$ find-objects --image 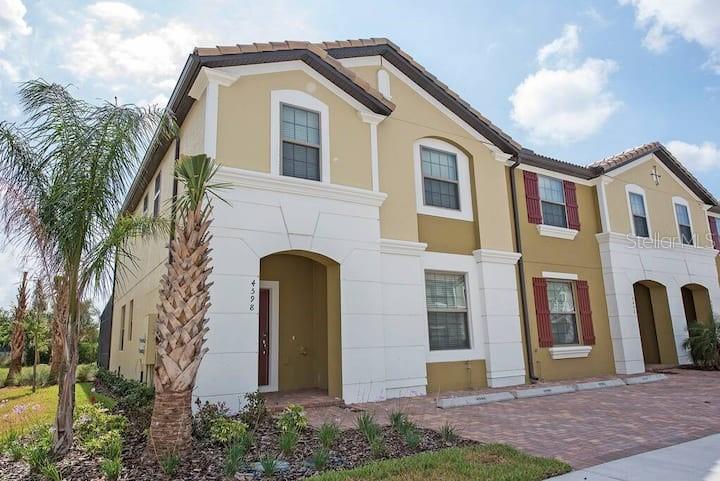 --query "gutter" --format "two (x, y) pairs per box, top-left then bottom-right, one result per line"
(509, 157), (538, 382)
